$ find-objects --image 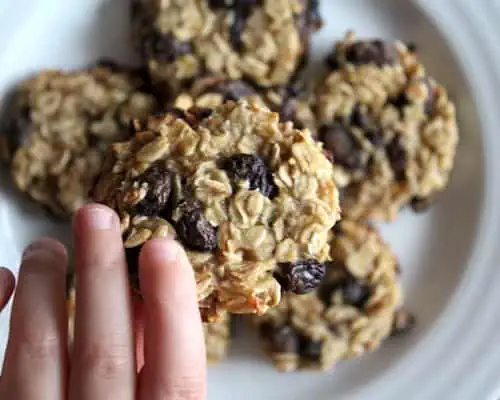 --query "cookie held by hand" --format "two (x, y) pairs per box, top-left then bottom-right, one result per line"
(94, 101), (340, 321)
